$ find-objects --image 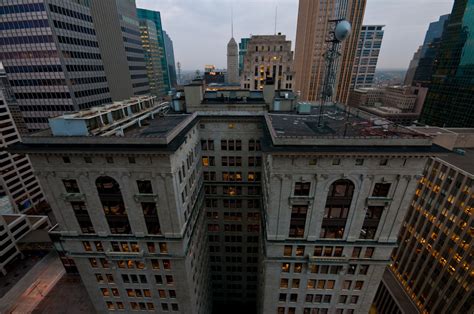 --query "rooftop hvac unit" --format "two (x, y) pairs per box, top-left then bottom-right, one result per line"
(297, 102), (311, 115)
